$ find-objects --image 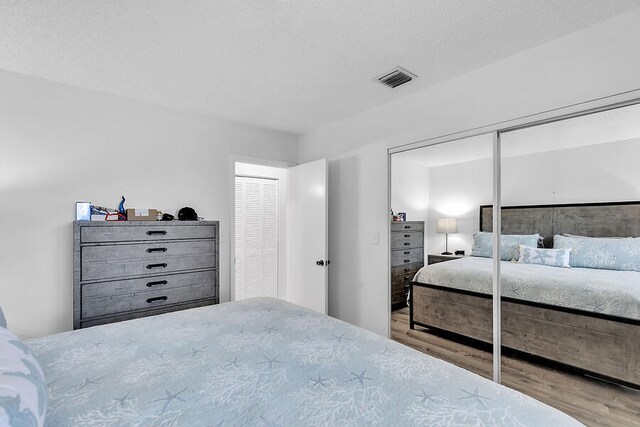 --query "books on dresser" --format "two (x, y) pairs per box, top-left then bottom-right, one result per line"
(73, 221), (219, 329)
